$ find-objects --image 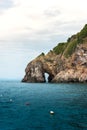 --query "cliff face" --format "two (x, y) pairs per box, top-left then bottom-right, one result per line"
(22, 24), (87, 83)
(52, 44), (87, 82)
